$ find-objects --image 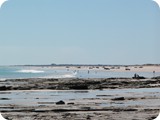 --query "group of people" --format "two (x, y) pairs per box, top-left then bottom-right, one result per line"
(133, 71), (156, 79)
